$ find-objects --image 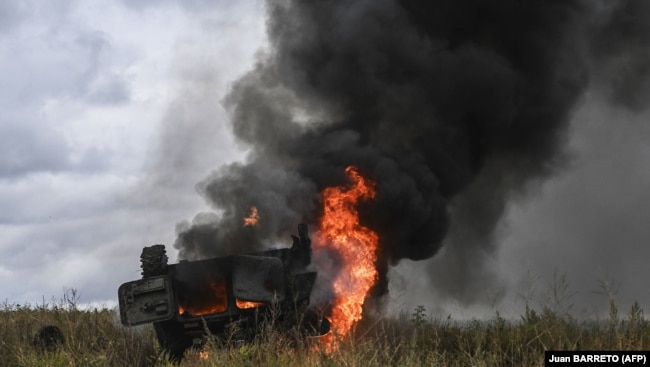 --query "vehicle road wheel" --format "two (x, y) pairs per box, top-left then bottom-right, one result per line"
(33, 325), (64, 353)
(141, 244), (168, 277)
